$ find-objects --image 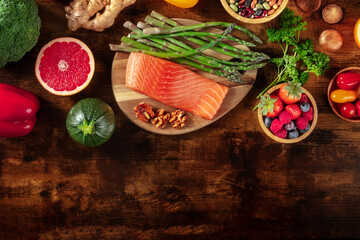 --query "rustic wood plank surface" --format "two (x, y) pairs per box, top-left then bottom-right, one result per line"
(1, 0), (360, 239)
